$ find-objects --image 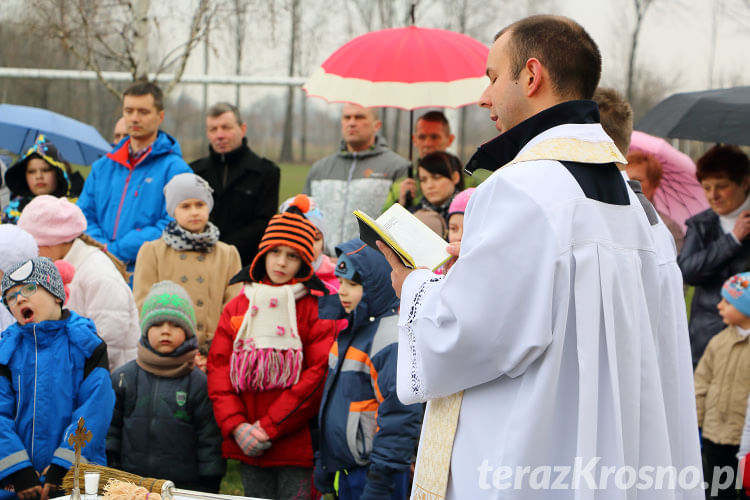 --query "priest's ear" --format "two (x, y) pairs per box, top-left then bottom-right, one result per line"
(523, 58), (545, 98)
